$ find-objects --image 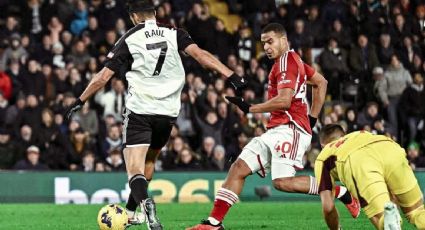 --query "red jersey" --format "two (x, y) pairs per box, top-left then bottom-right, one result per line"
(266, 50), (316, 134)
